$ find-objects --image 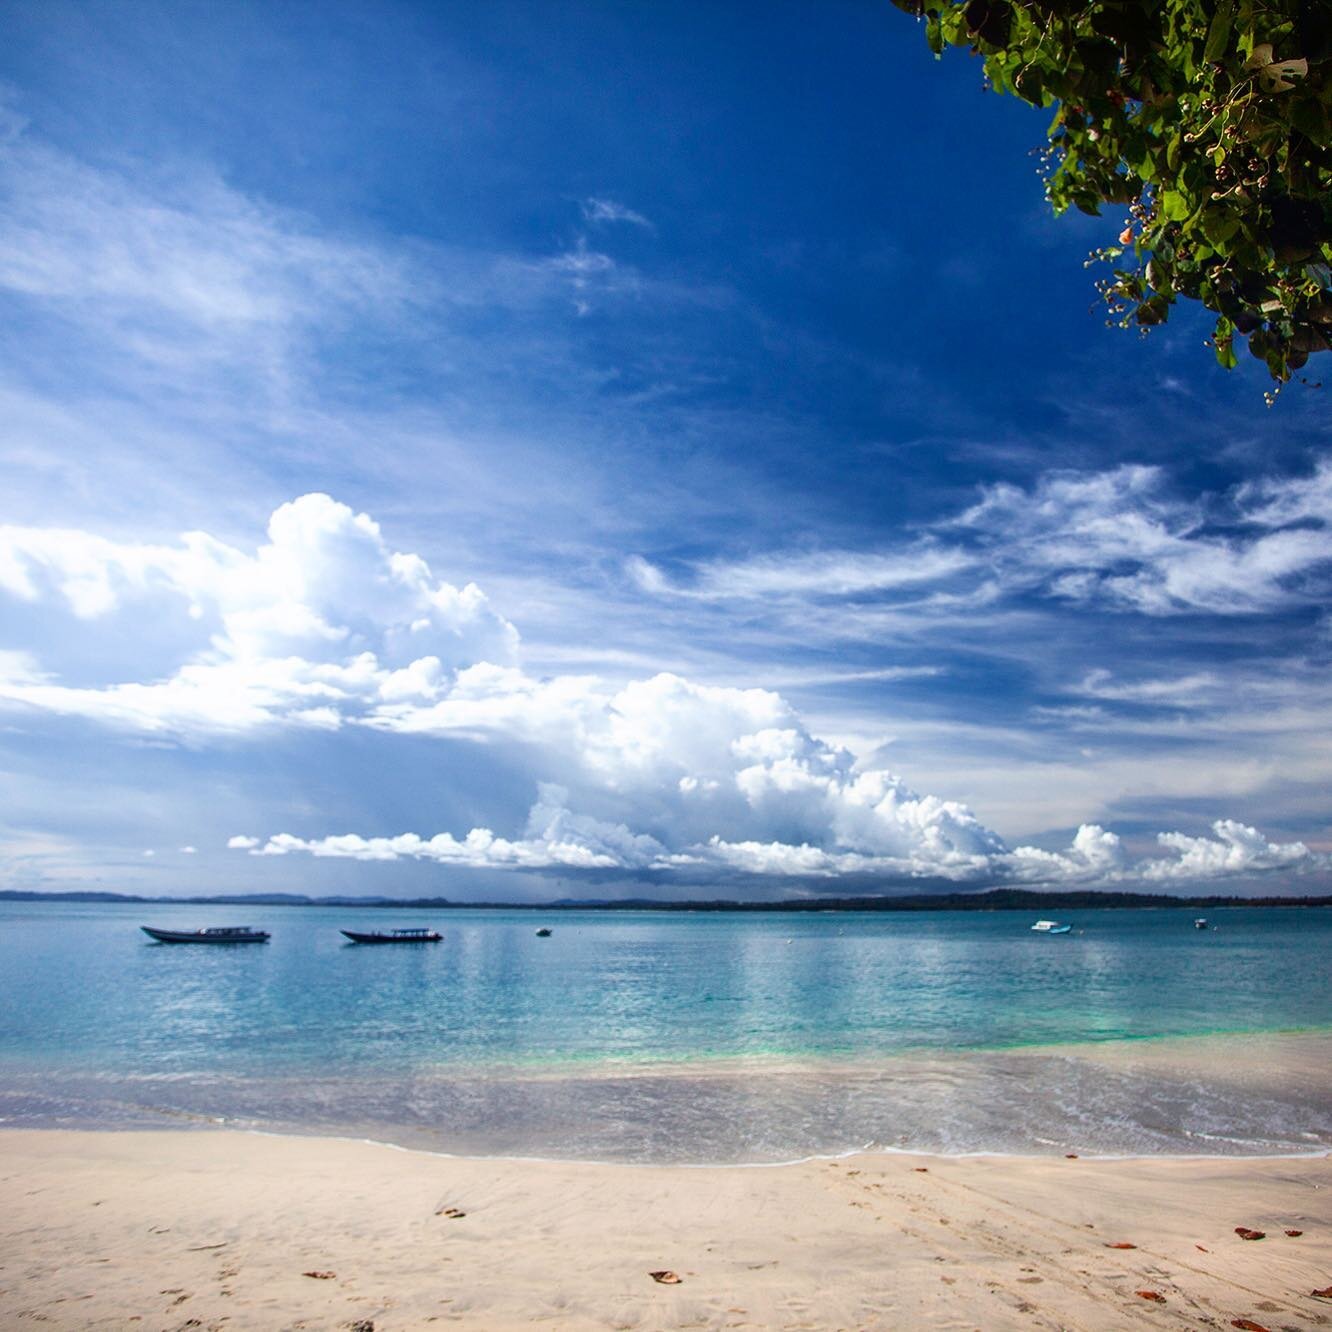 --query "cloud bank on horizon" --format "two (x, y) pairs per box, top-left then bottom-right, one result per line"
(1, 494), (1325, 892)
